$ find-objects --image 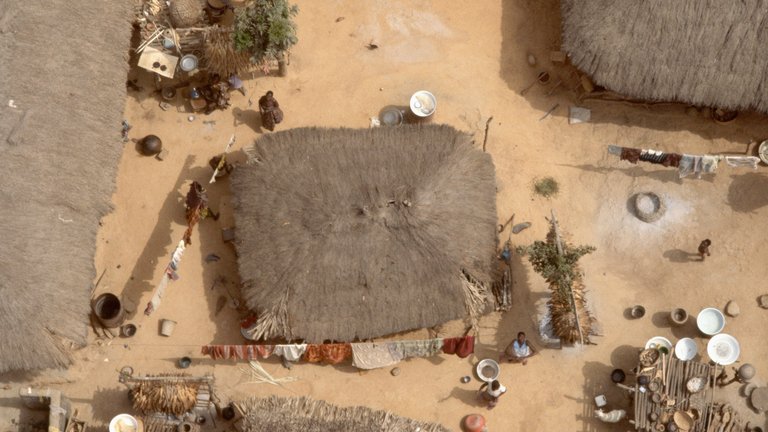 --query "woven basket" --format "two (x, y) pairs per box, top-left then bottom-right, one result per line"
(169, 0), (205, 27)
